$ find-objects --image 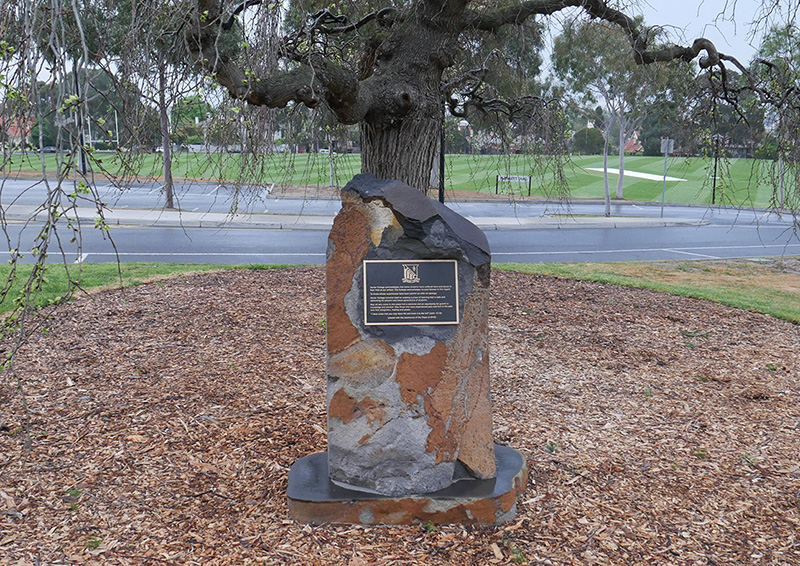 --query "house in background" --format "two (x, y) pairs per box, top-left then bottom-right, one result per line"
(624, 130), (643, 154)
(1, 116), (33, 148)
